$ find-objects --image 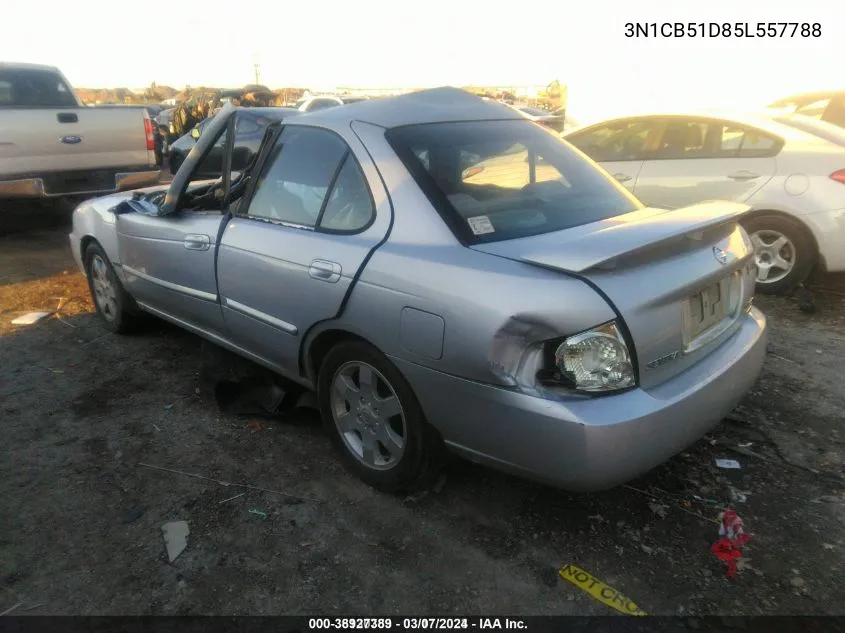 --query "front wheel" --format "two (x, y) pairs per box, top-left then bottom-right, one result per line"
(742, 214), (816, 295)
(84, 243), (138, 333)
(317, 341), (443, 493)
